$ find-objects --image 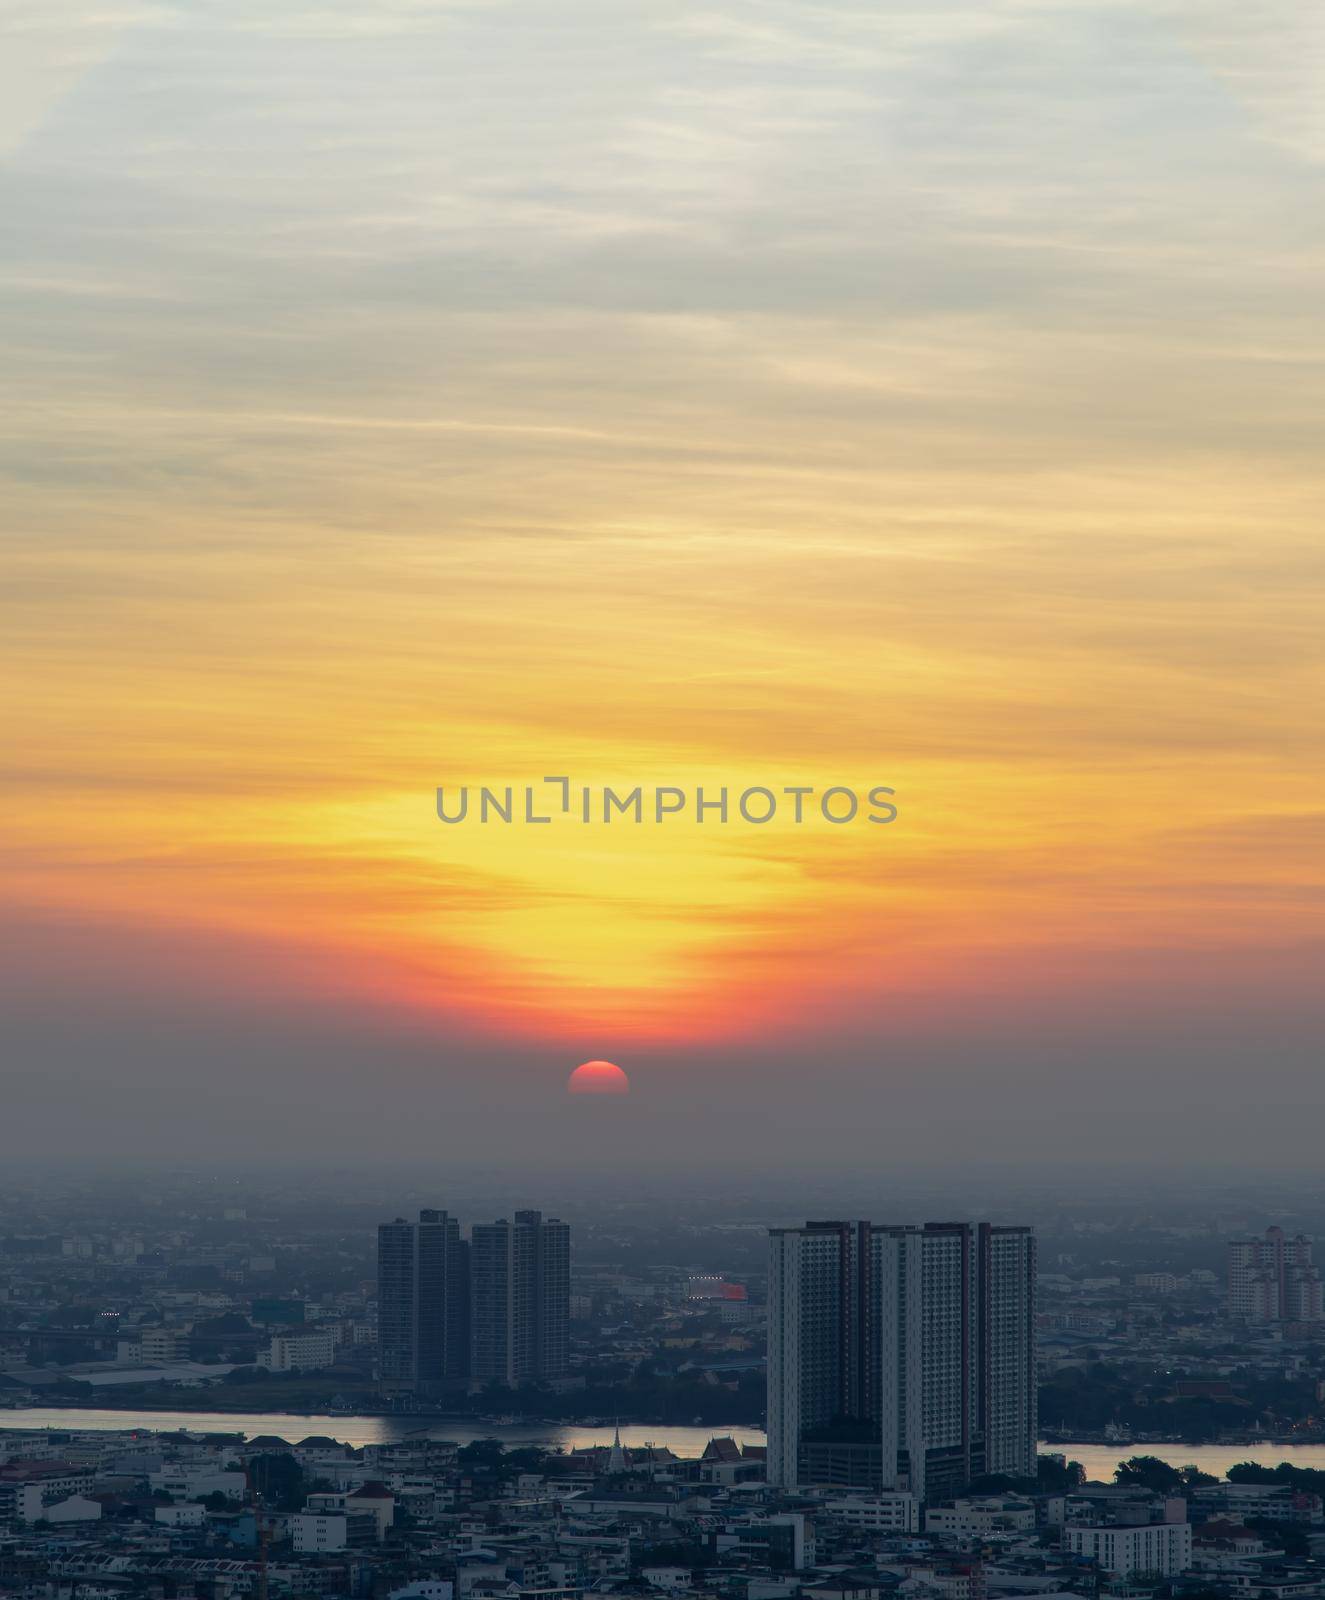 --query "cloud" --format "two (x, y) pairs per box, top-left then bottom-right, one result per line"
(3, 0), (1323, 1165)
